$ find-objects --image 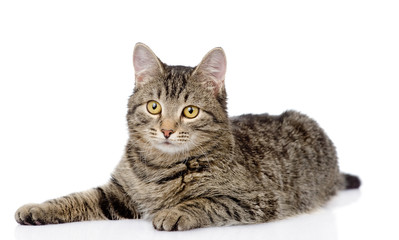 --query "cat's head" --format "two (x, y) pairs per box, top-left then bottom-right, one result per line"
(127, 43), (229, 155)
